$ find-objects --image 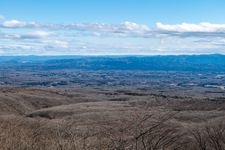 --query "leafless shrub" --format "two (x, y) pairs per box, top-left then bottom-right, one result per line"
(6, 112), (225, 150)
(190, 127), (208, 150)
(190, 120), (225, 150)
(205, 121), (225, 150)
(132, 112), (186, 150)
